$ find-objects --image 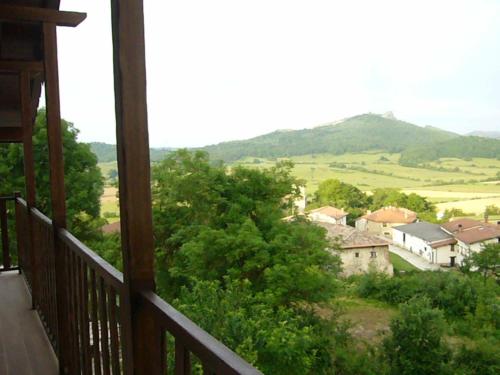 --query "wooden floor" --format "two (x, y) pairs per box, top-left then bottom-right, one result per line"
(0, 271), (58, 375)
